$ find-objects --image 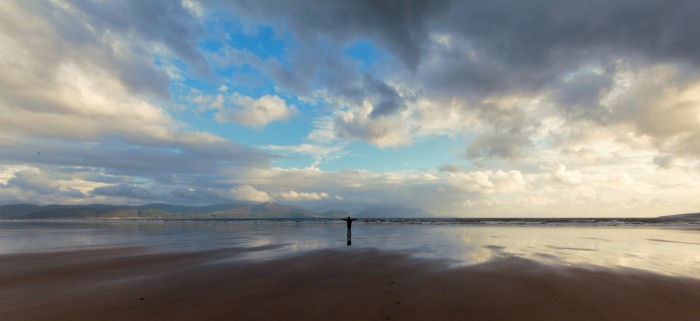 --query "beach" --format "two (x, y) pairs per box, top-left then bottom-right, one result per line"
(1, 220), (700, 320)
(2, 246), (700, 321)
